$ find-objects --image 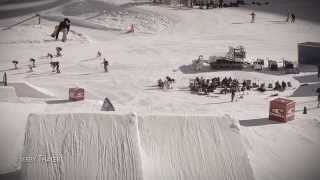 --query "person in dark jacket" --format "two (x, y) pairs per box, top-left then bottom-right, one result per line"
(291, 13), (295, 23)
(317, 65), (320, 79)
(250, 11), (256, 23)
(103, 58), (109, 72)
(53, 18), (71, 42)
